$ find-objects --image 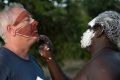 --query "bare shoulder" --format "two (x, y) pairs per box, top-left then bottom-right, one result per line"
(88, 49), (120, 80)
(73, 49), (120, 80)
